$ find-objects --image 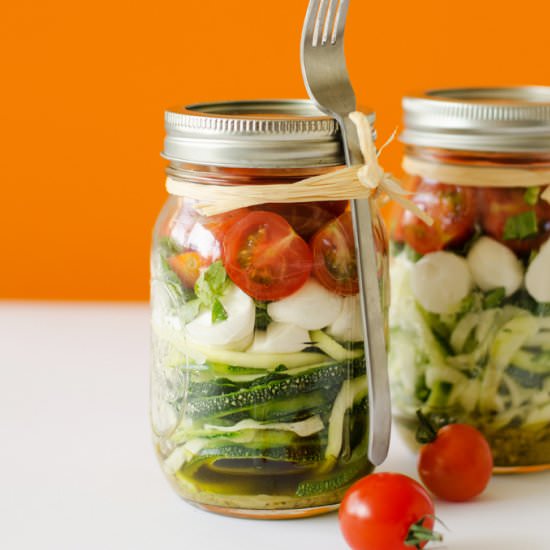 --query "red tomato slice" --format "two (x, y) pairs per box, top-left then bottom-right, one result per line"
(311, 211), (358, 296)
(401, 182), (477, 255)
(223, 211), (313, 300)
(168, 251), (205, 288)
(256, 201), (348, 239)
